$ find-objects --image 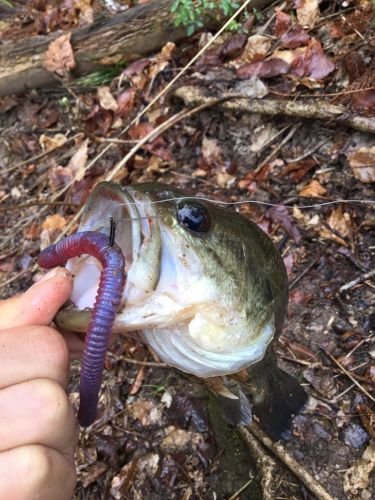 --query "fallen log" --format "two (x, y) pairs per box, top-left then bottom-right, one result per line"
(0, 0), (273, 97)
